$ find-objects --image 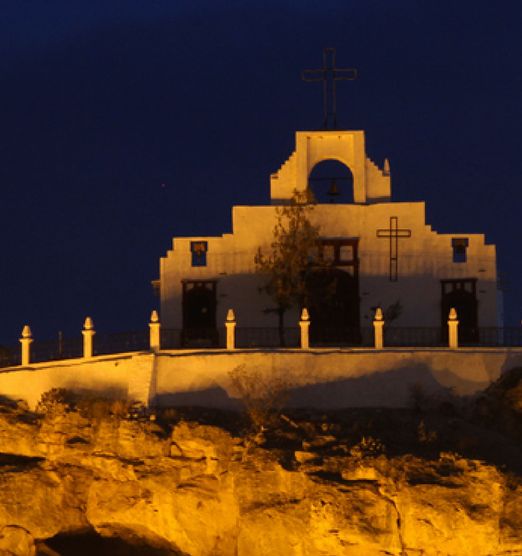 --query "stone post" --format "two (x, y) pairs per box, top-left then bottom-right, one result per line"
(448, 307), (459, 349)
(225, 309), (236, 350)
(82, 317), (95, 358)
(19, 325), (33, 366)
(373, 307), (384, 349)
(149, 310), (161, 352)
(299, 308), (310, 349)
